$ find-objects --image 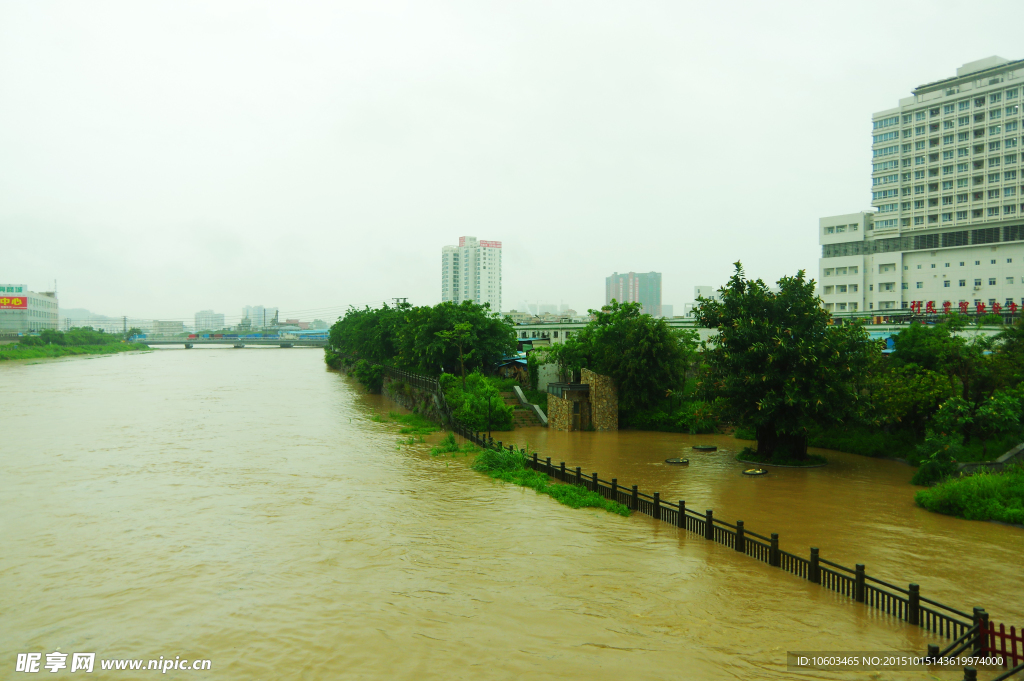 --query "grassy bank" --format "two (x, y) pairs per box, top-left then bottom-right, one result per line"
(0, 343), (150, 361)
(467, 437), (630, 516)
(915, 466), (1024, 525)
